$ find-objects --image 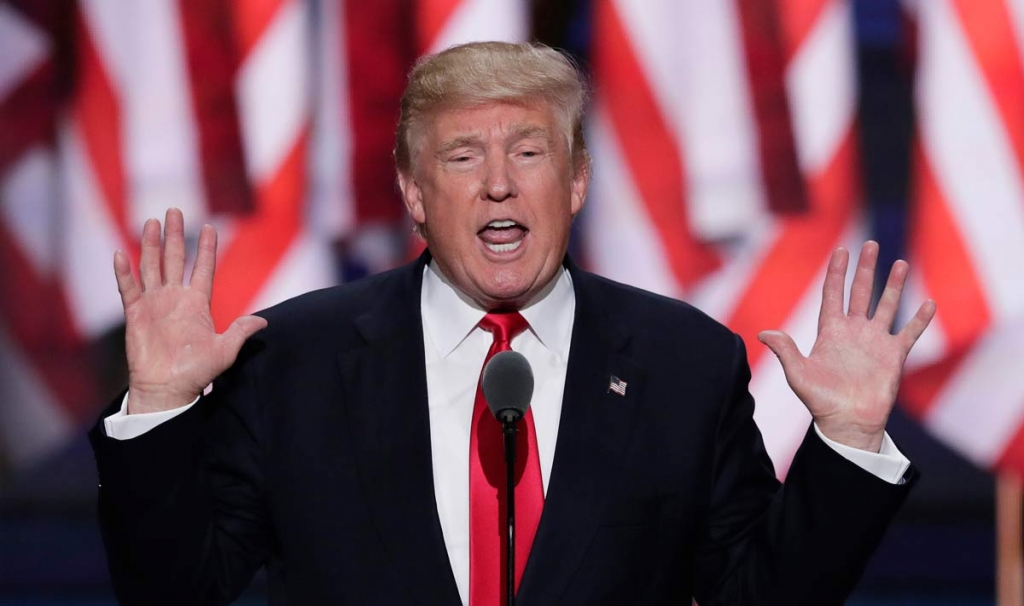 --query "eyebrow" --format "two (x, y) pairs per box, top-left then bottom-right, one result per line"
(508, 124), (553, 143)
(436, 135), (482, 157)
(434, 124), (555, 157)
